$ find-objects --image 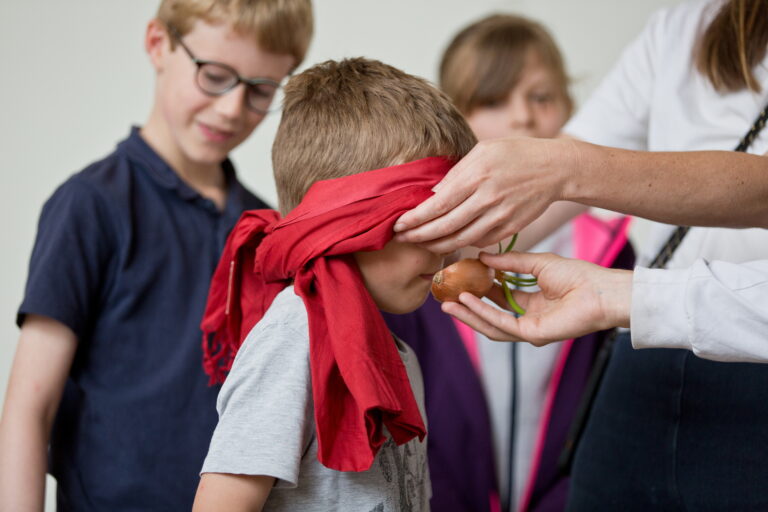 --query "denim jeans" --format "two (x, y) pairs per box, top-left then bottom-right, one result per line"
(567, 332), (768, 511)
